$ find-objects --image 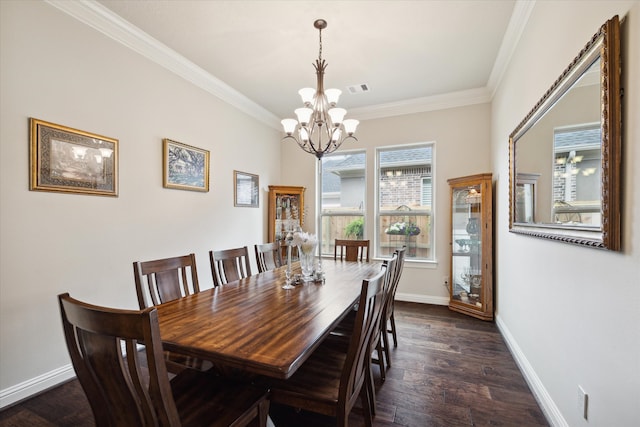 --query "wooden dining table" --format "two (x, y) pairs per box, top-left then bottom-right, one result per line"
(156, 260), (381, 379)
